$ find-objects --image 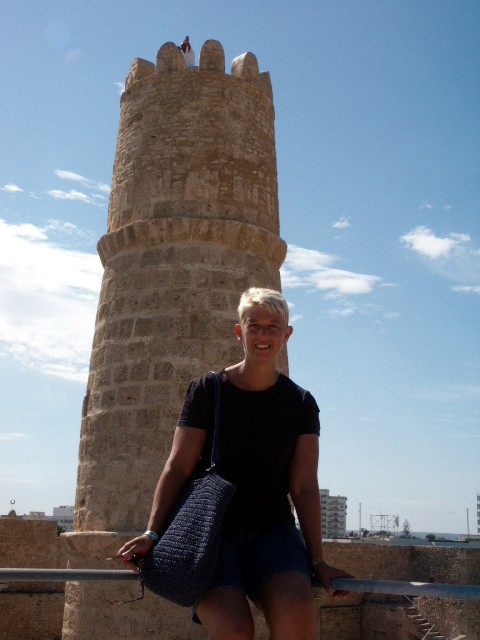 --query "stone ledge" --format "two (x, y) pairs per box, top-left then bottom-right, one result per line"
(97, 217), (287, 268)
